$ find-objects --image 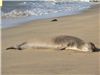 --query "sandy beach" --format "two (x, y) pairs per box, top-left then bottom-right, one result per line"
(2, 4), (100, 75)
